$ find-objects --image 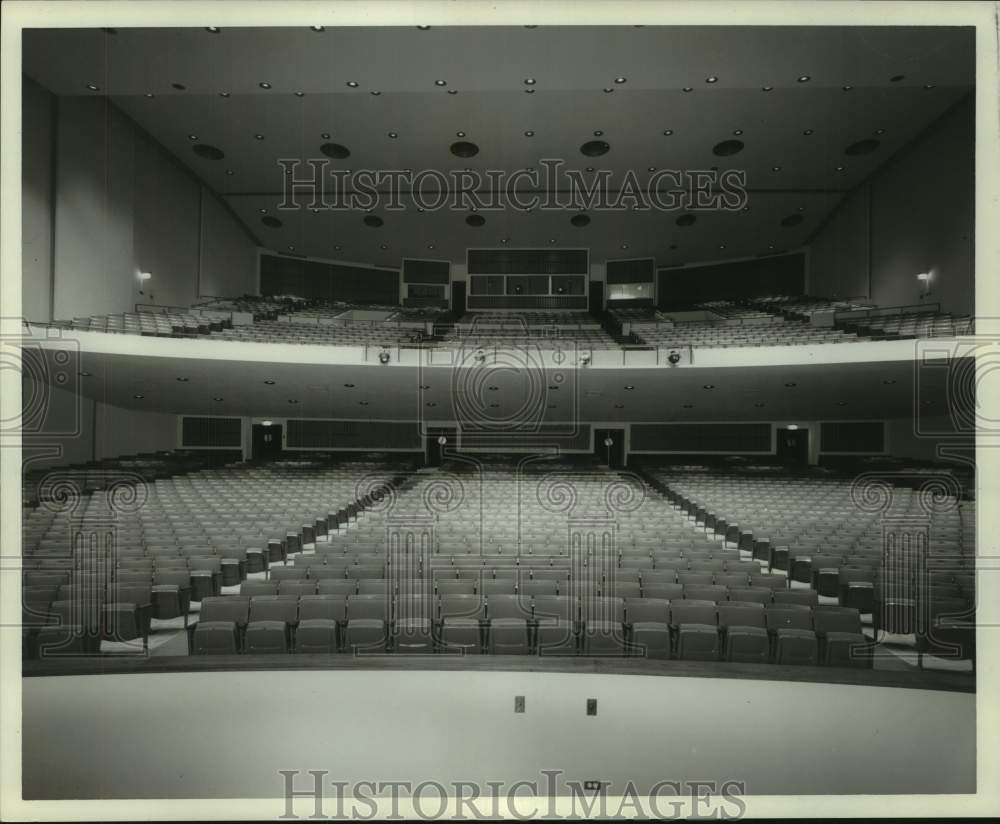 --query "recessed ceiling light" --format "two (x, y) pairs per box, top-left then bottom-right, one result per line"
(803, 129), (814, 135)
(835, 165), (846, 171)
(387, 131), (398, 138)
(706, 76), (718, 83)
(379, 243), (388, 250)
(797, 75), (810, 83)
(883, 379), (897, 385)
(85, 83), (100, 92)
(614, 403), (625, 409)
(447, 89), (458, 95)
(875, 128), (886, 135)
(524, 78), (536, 85)
(359, 401), (370, 406)
(648, 166), (657, 172)
(718, 245), (726, 250)
(619, 242), (629, 250)
(524, 88), (536, 94)
(420, 385), (431, 390)
(425, 402), (436, 407)
(603, 88), (615, 93)
(663, 129), (674, 136)
(681, 87), (693, 92)
(218, 91), (230, 98)
(264, 380), (276, 385)
(784, 382), (797, 387)
(615, 76), (627, 84)
(754, 402), (765, 408)
(171, 83), (186, 91)
(417, 25), (431, 30)
(761, 85), (773, 92)
(836, 401), (848, 406)
(585, 166), (595, 172)
(370, 90), (382, 96)
(287, 245), (295, 251)
(79, 371), (92, 377)
(733, 129), (743, 136)
(924, 84), (935, 90)
(346, 81), (359, 88)
(890, 74), (905, 82)
(144, 93), (155, 98)
(294, 91), (305, 97)
(500, 238), (509, 244)
(213, 396), (224, 402)
(175, 376), (189, 382)
(225, 169), (234, 175)
(288, 399), (299, 404)
(682, 404), (693, 409)
(133, 394), (144, 399)
(524, 130), (535, 137)
(624, 385), (635, 390)
(205, 26), (220, 33)
(311, 25), (325, 32)
(771, 165), (782, 172)
(187, 134), (199, 141)
(593, 130), (604, 137)
(254, 133), (265, 140)
(258, 81), (272, 89)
